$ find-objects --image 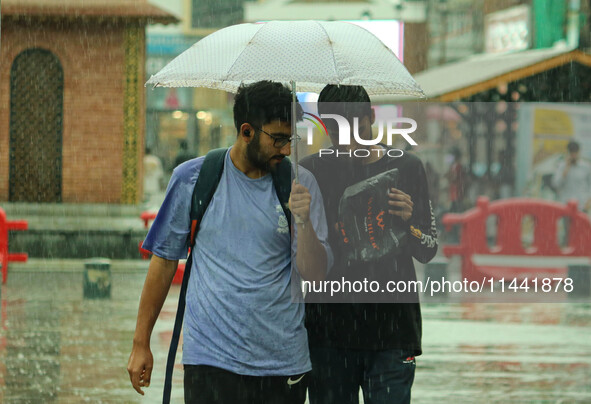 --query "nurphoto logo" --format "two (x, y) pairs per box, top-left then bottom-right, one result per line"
(302, 108), (418, 158)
